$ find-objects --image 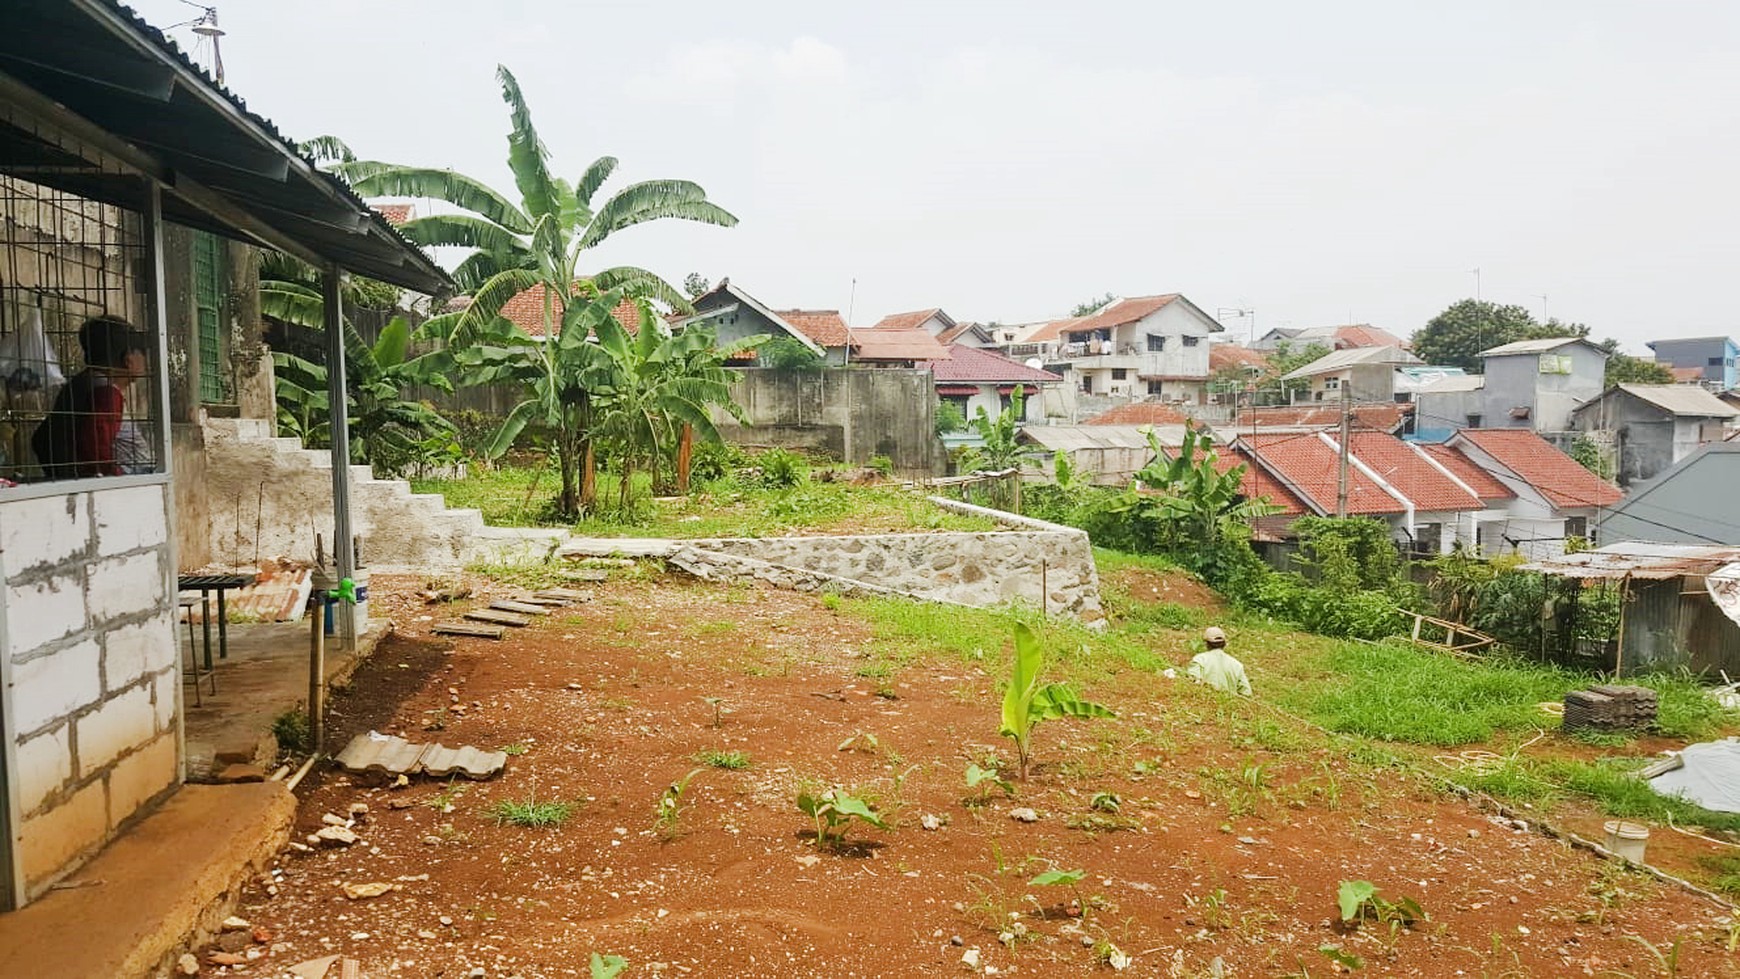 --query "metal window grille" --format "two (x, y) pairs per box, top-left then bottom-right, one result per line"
(0, 127), (161, 484)
(192, 230), (227, 403)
